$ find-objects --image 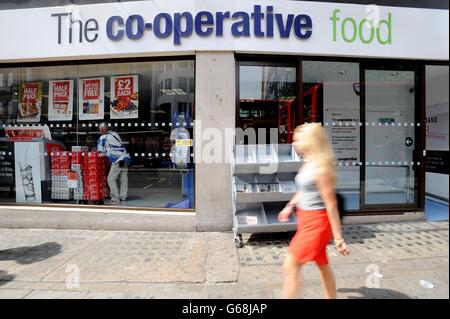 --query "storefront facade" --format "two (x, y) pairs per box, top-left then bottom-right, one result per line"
(0, 0), (448, 231)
